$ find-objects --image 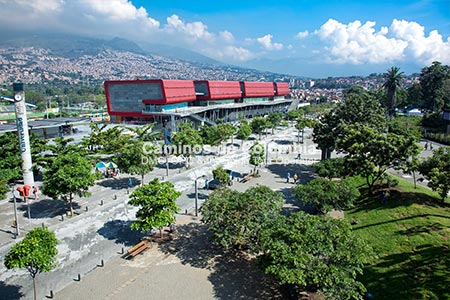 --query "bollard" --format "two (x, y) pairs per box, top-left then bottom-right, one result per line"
(77, 273), (81, 281)
(61, 215), (64, 221)
(85, 206), (88, 212)
(127, 189), (130, 194)
(185, 209), (187, 215)
(100, 200), (103, 206)
(114, 195), (117, 200)
(120, 247), (124, 254)
(42, 223), (45, 228)
(49, 290), (54, 298)
(99, 259), (104, 267)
